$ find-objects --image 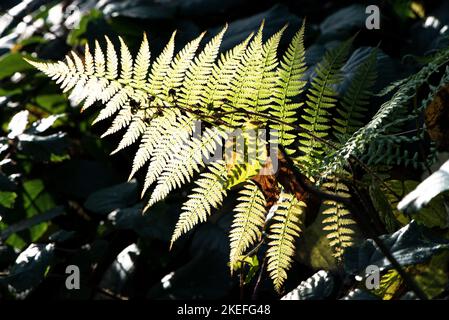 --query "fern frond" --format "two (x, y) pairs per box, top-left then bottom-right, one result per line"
(111, 110), (147, 154)
(224, 22), (264, 126)
(128, 109), (178, 179)
(252, 25), (286, 116)
(141, 114), (195, 196)
(229, 181), (267, 272)
(118, 36), (133, 84)
(299, 38), (352, 169)
(105, 36), (118, 79)
(133, 33), (151, 88)
(147, 31), (176, 98)
(92, 86), (133, 125)
(163, 32), (206, 99)
(267, 191), (306, 293)
(170, 161), (227, 246)
(321, 176), (356, 262)
(146, 127), (227, 208)
(323, 50), (449, 176)
(101, 105), (133, 137)
(204, 33), (253, 107)
(271, 22), (307, 154)
(179, 26), (227, 107)
(333, 49), (377, 142)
